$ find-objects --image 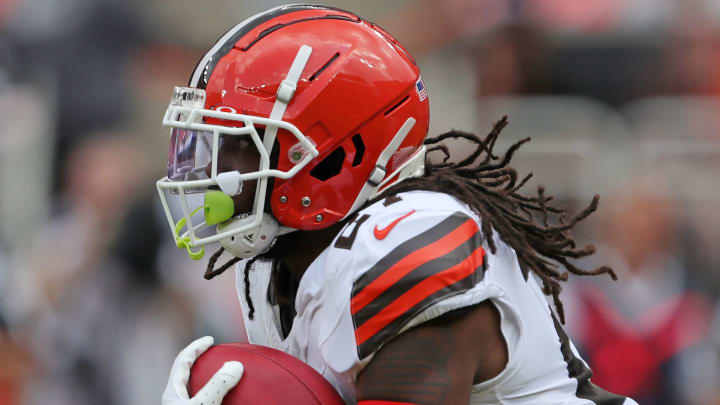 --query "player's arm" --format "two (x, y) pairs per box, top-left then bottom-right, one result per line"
(356, 301), (507, 405)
